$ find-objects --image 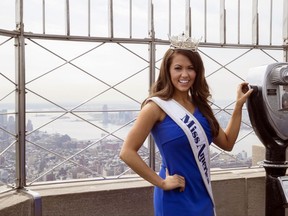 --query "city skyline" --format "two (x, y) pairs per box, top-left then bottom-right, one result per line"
(0, 104), (252, 185)
(0, 0), (285, 189)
